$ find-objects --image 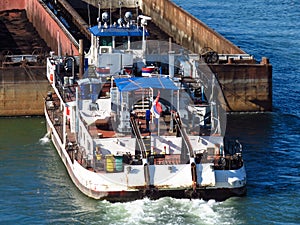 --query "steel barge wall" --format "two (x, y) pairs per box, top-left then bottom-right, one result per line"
(0, 67), (50, 116)
(0, 0), (79, 56)
(211, 57), (272, 111)
(0, 0), (79, 116)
